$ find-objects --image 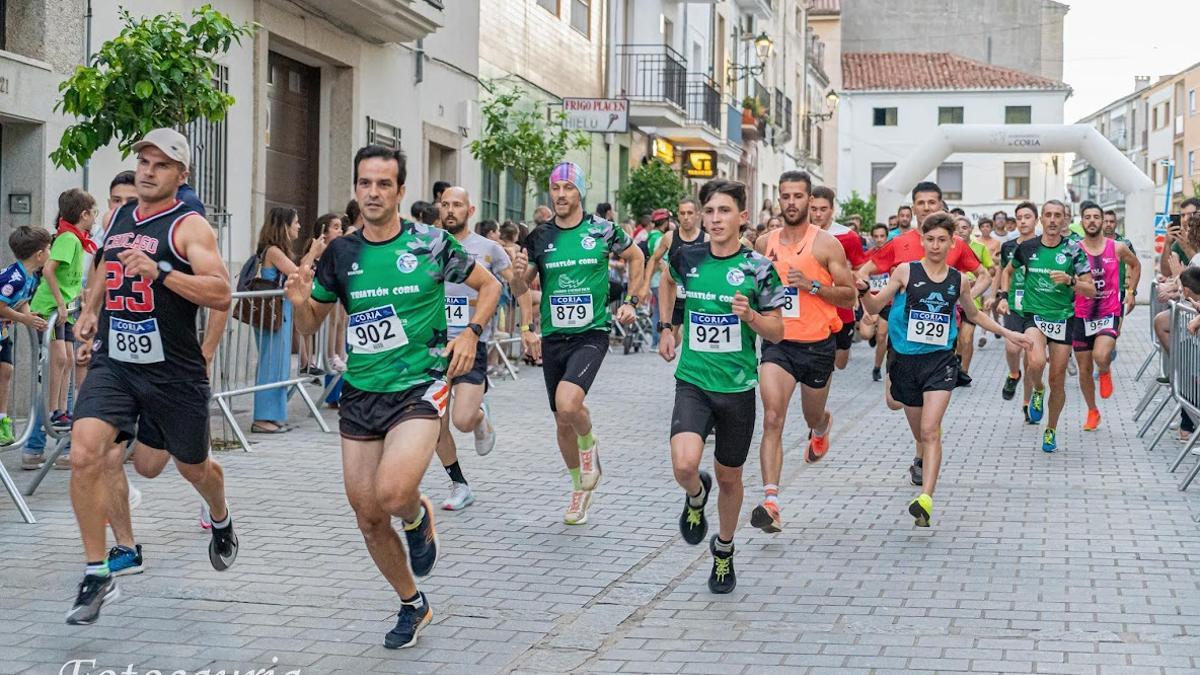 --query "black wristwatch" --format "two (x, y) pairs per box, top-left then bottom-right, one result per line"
(1068, 276), (1077, 288)
(656, 321), (673, 332)
(467, 322), (483, 337)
